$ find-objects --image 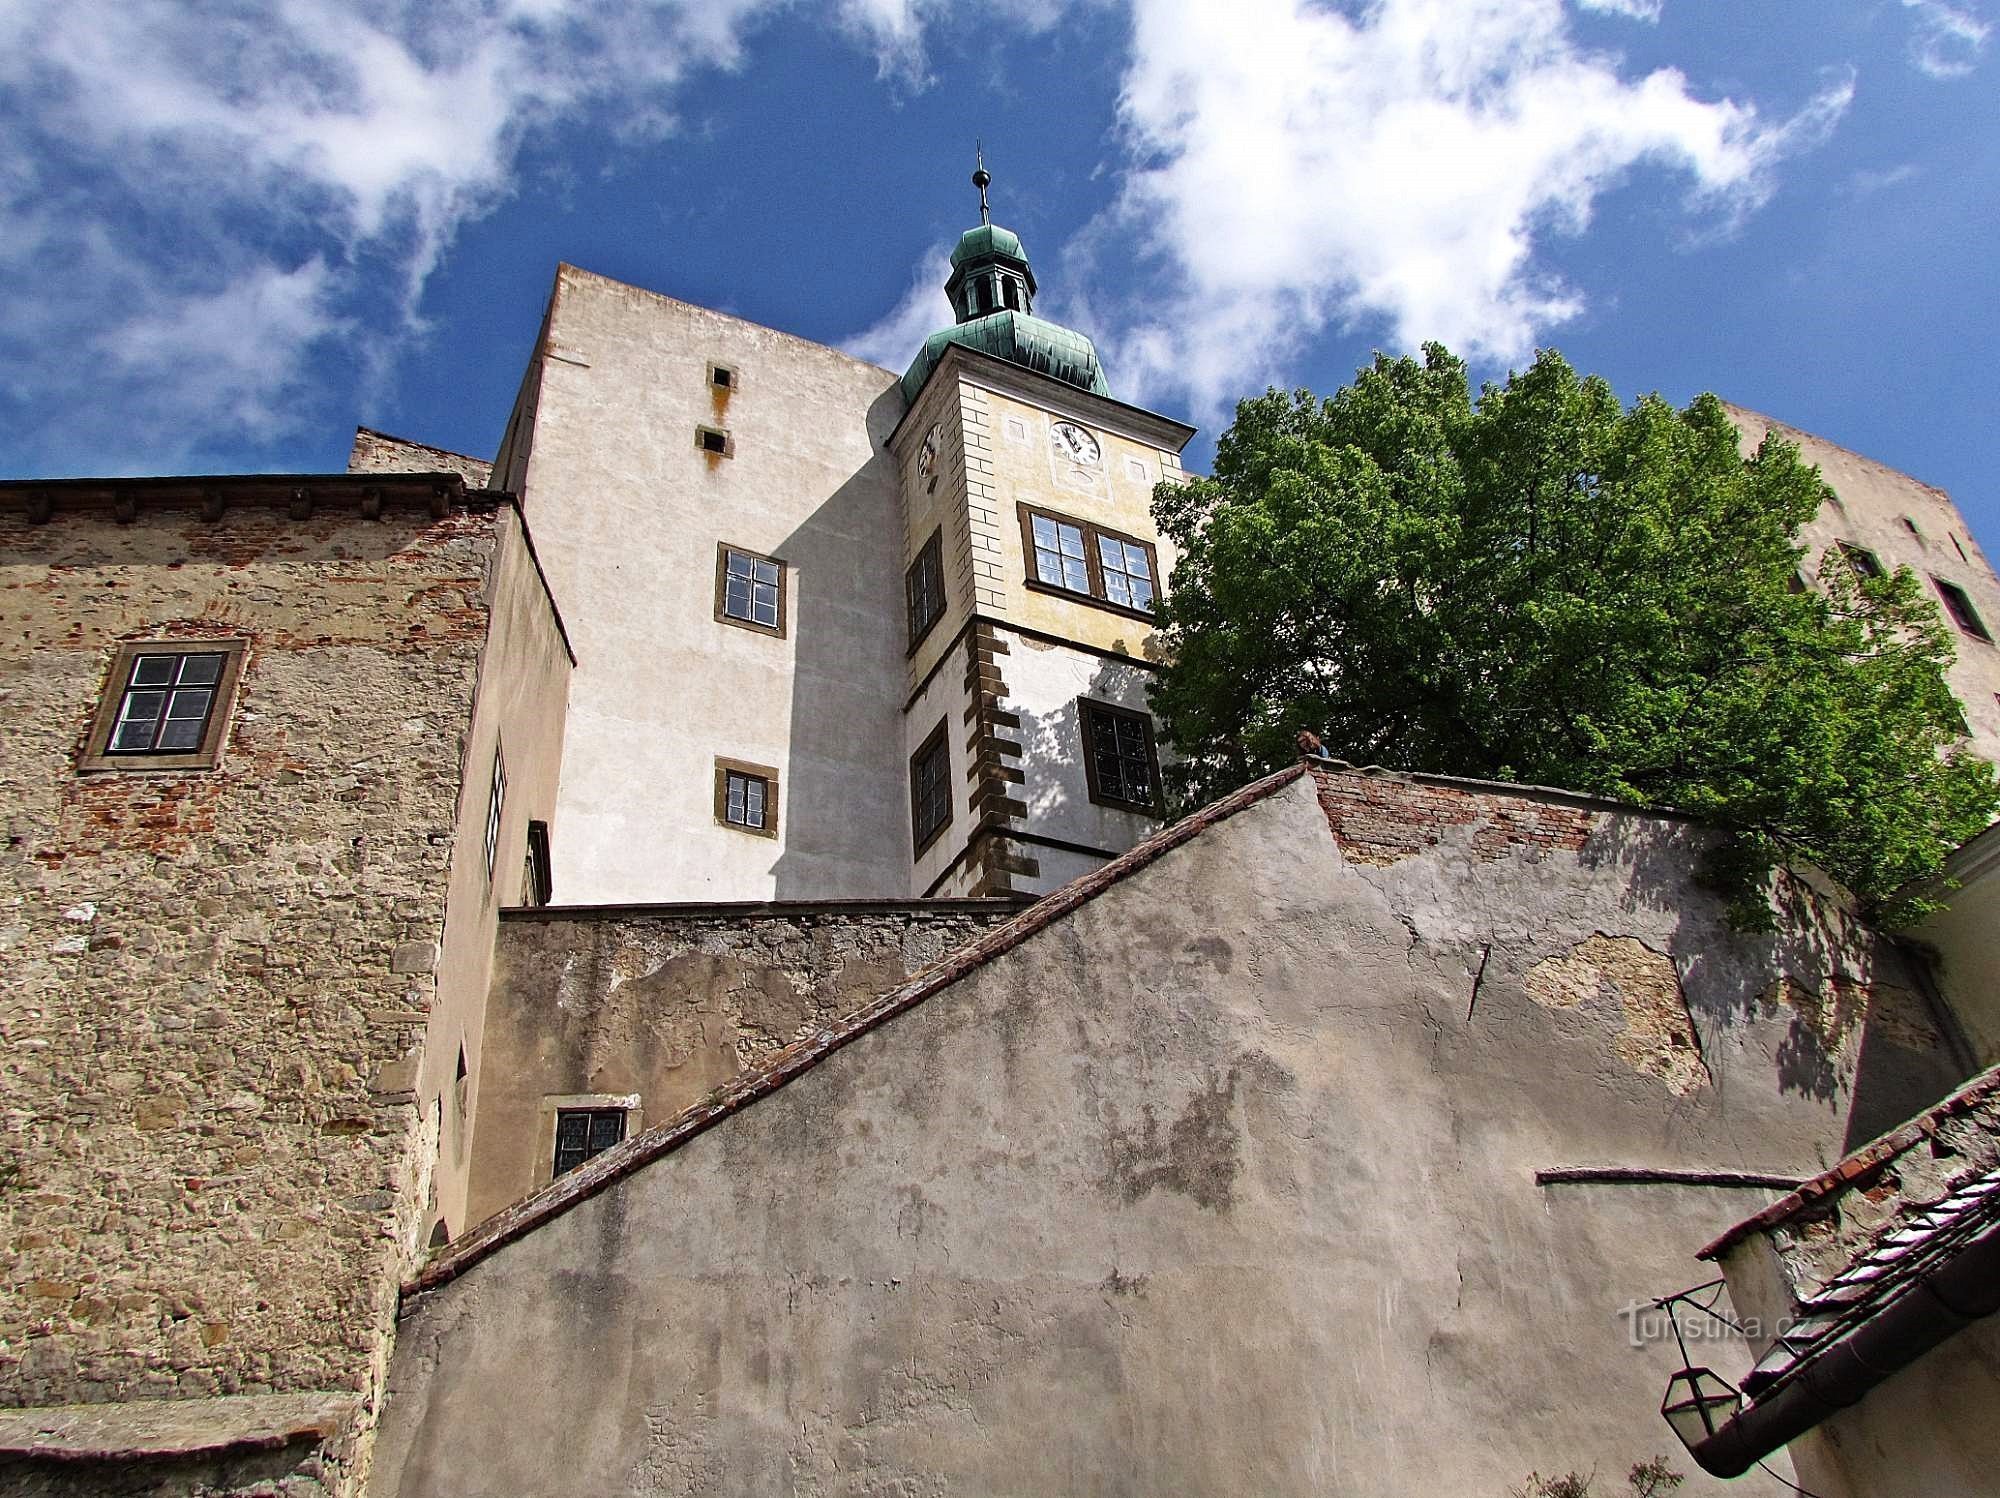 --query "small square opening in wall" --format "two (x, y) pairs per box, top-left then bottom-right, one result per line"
(715, 756), (780, 838)
(1839, 542), (1884, 581)
(708, 362), (737, 391)
(696, 425), (733, 457)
